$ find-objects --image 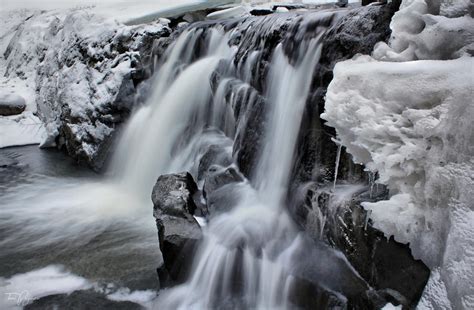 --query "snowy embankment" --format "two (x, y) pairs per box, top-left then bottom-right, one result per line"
(322, 0), (473, 308)
(0, 0), (233, 156)
(0, 10), (45, 148)
(0, 8), (169, 164)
